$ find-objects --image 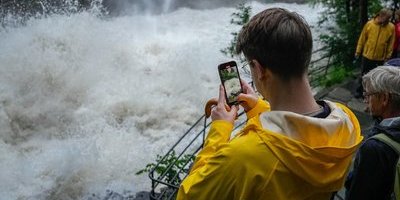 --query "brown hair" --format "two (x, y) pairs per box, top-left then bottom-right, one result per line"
(395, 9), (400, 17)
(236, 8), (312, 80)
(375, 8), (392, 24)
(378, 8), (392, 18)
